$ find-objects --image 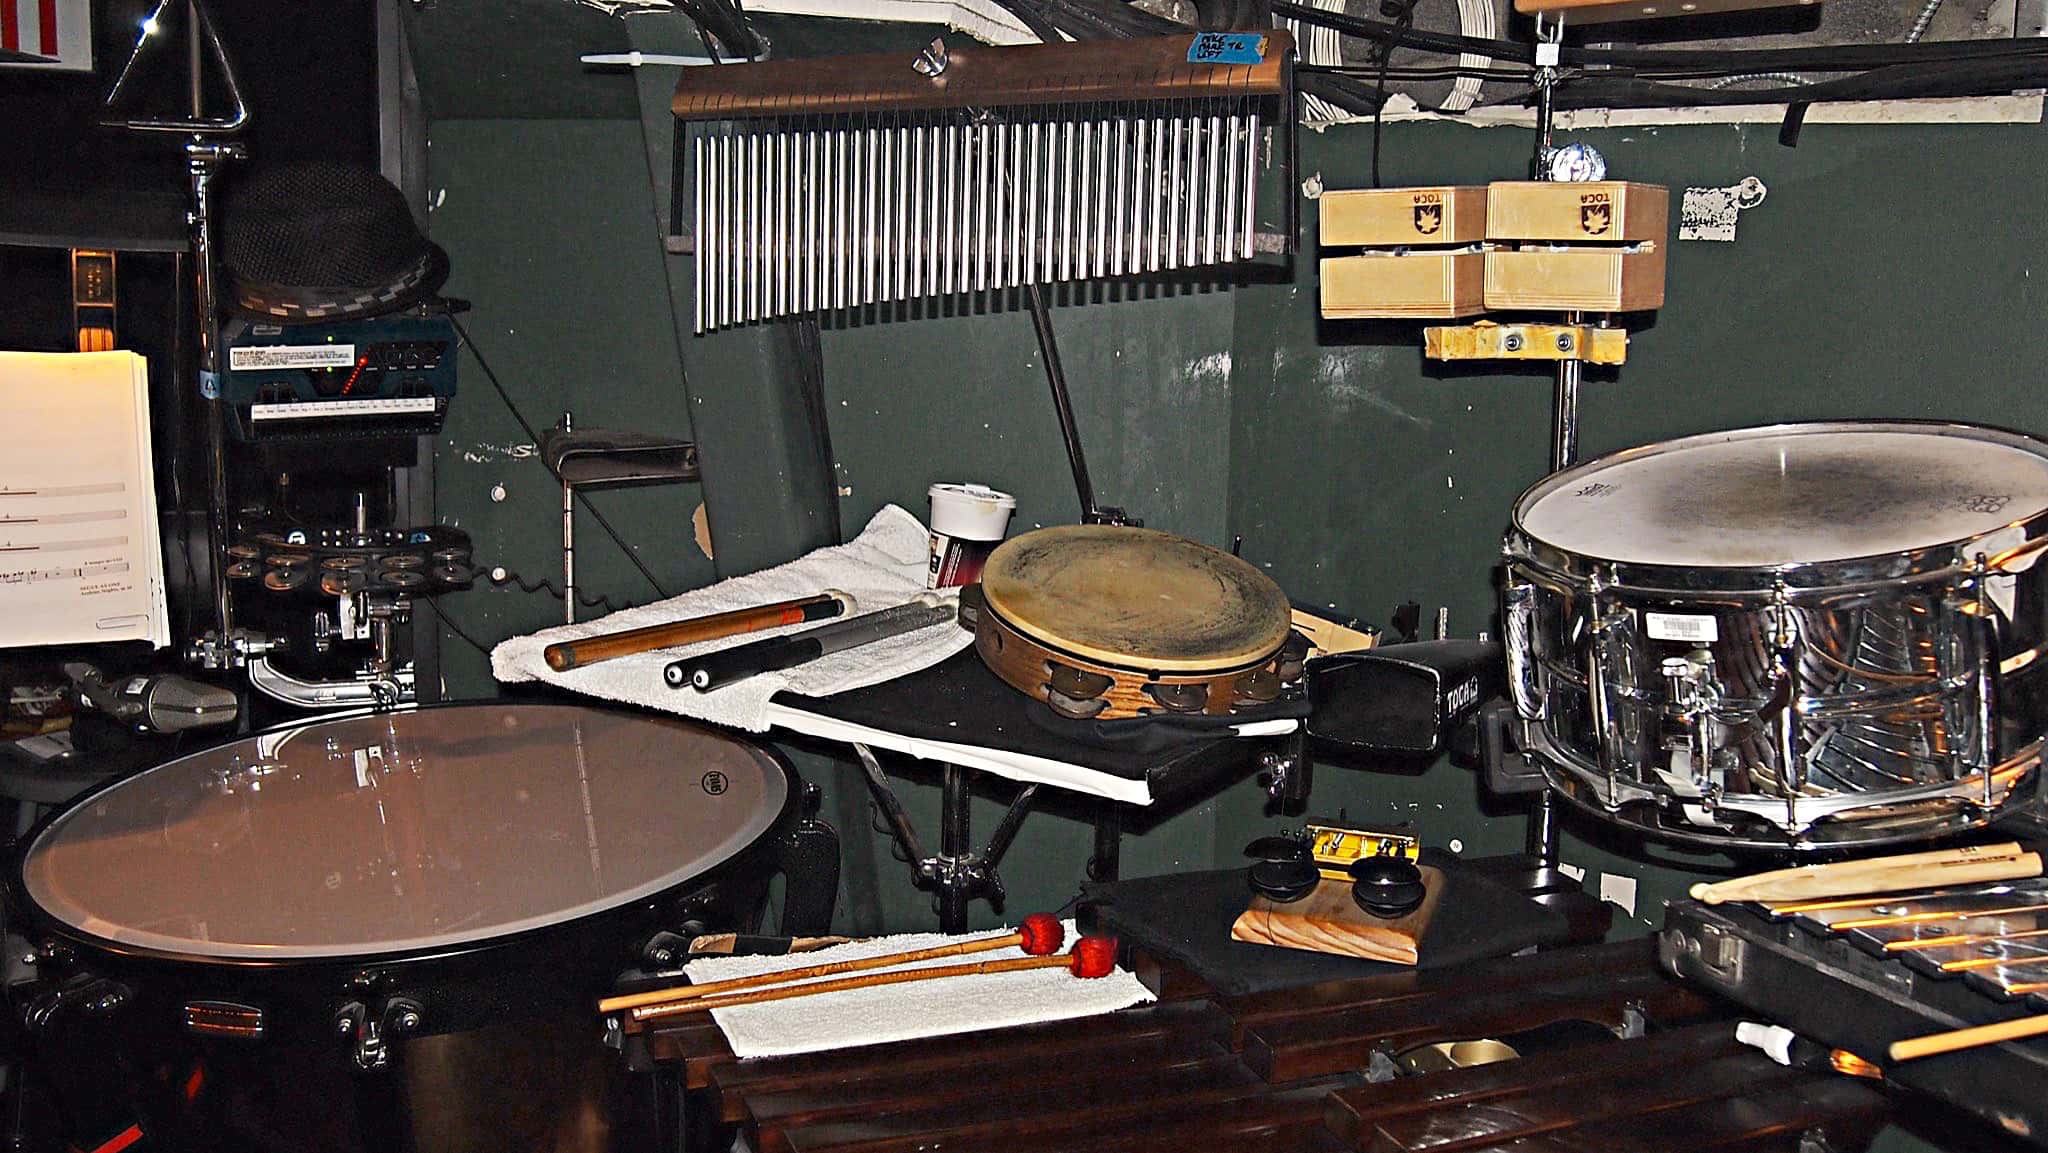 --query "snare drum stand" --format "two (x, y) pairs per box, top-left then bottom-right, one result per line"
(1458, 22), (1600, 866)
(854, 744), (1040, 933)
